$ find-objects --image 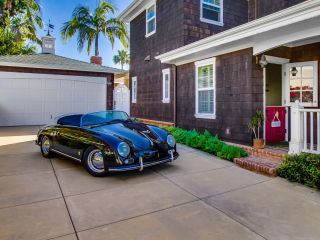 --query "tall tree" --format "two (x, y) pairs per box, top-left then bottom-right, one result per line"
(113, 49), (130, 69)
(0, 28), (37, 55)
(60, 0), (129, 56)
(0, 0), (43, 43)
